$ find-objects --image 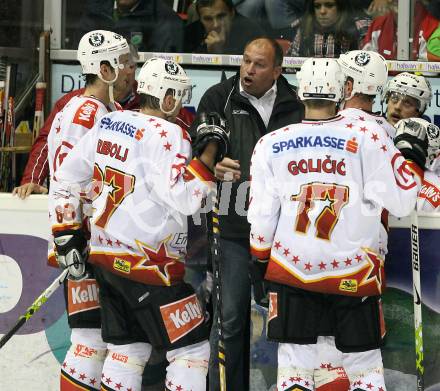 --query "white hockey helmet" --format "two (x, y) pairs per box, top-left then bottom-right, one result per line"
(77, 30), (130, 76)
(338, 50), (388, 99)
(383, 72), (432, 113)
(395, 117), (440, 170)
(297, 58), (345, 102)
(137, 58), (192, 113)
